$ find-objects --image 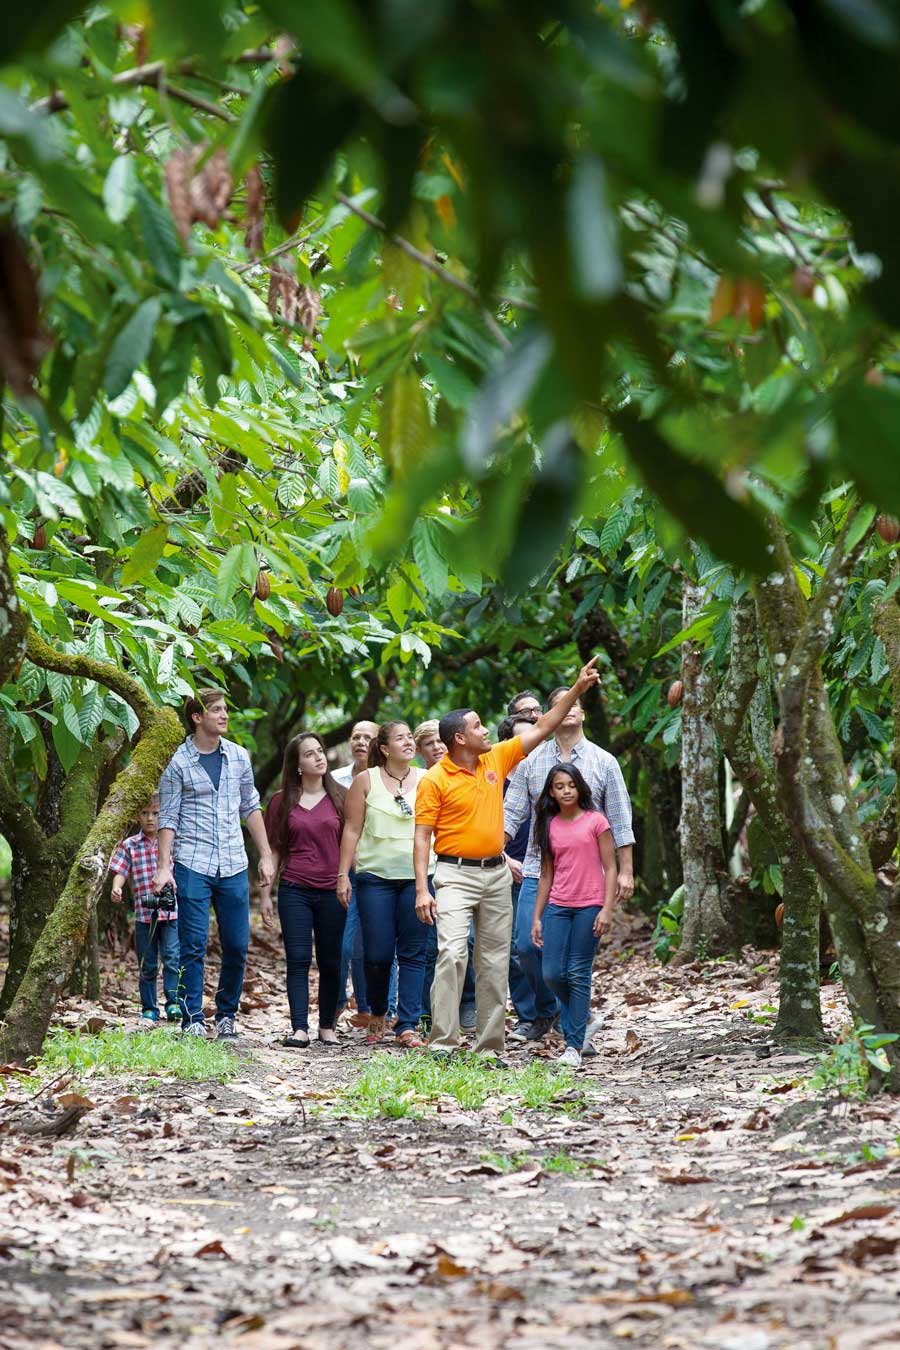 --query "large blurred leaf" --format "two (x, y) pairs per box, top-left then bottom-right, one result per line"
(265, 72), (360, 225)
(834, 380), (900, 511)
(103, 298), (162, 399)
(619, 413), (772, 574)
